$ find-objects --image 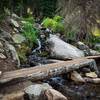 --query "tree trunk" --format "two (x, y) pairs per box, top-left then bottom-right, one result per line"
(0, 58), (98, 84)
